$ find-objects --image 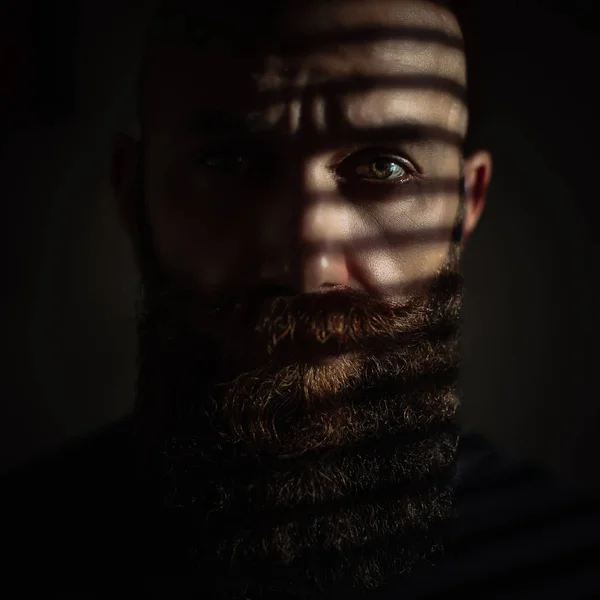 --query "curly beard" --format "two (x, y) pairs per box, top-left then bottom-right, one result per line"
(132, 195), (464, 598)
